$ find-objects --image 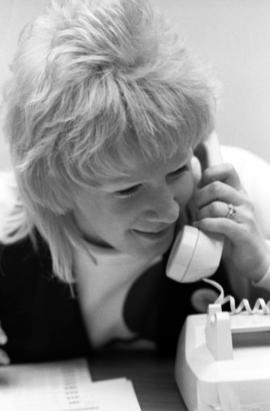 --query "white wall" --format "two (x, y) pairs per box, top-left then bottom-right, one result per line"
(0, 0), (47, 170)
(1, 0), (270, 169)
(151, 0), (270, 162)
